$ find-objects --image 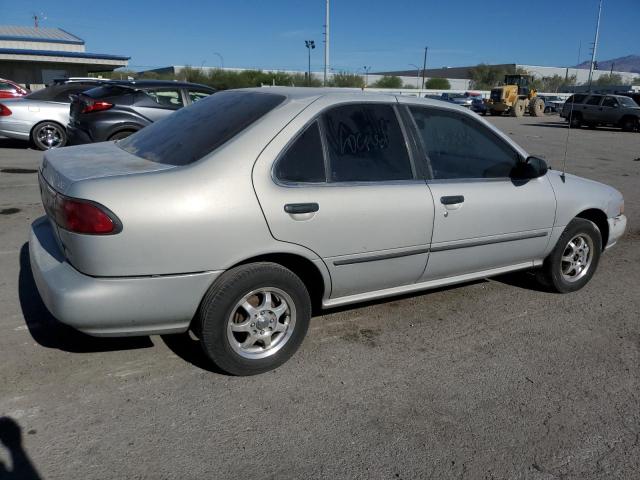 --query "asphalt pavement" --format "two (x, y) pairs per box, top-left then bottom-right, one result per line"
(0, 115), (638, 479)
